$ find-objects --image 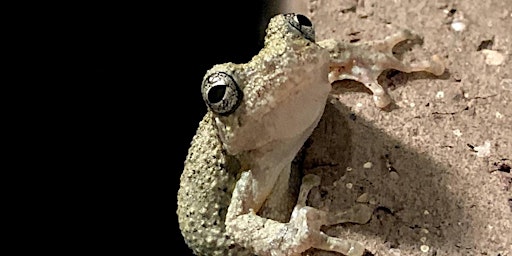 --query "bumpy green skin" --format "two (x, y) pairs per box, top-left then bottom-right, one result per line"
(178, 112), (251, 256)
